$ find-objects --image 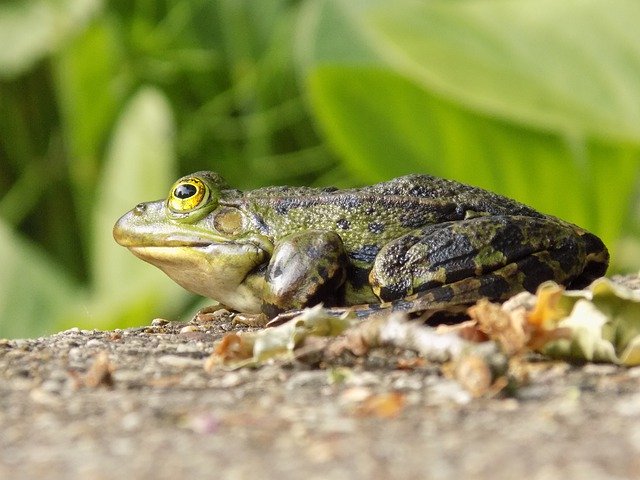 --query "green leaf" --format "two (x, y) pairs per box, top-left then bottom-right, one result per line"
(54, 16), (126, 183)
(299, 0), (640, 259)
(0, 220), (79, 339)
(306, 67), (638, 248)
(0, 0), (103, 78)
(66, 86), (186, 330)
(541, 278), (640, 366)
(359, 0), (640, 142)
